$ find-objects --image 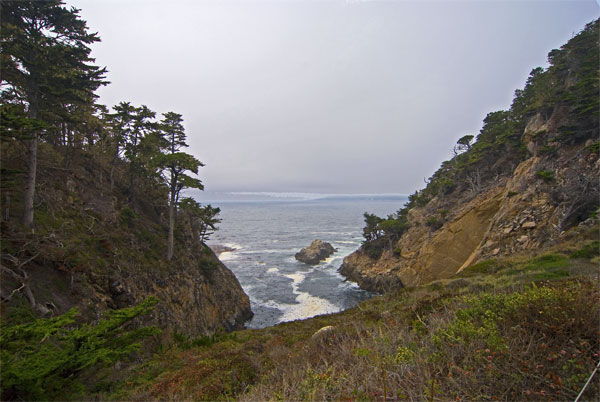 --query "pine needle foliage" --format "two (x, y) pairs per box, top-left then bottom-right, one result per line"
(0, 297), (160, 401)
